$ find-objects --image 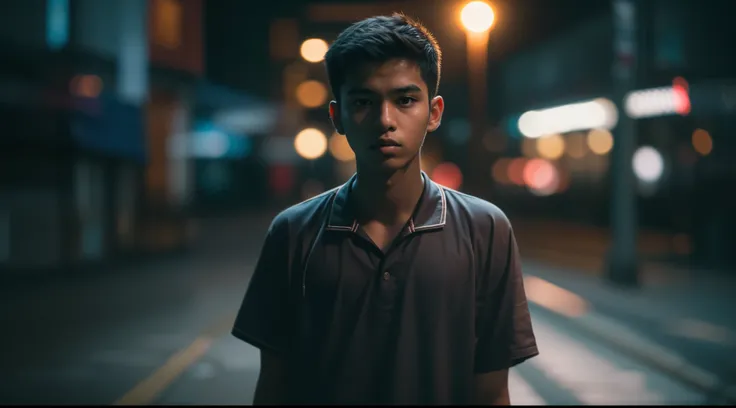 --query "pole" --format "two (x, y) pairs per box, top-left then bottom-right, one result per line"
(466, 30), (490, 195)
(467, 31), (489, 139)
(606, 0), (640, 286)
